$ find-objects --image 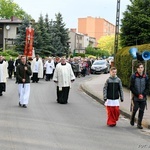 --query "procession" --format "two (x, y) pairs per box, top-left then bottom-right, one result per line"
(0, 54), (96, 105)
